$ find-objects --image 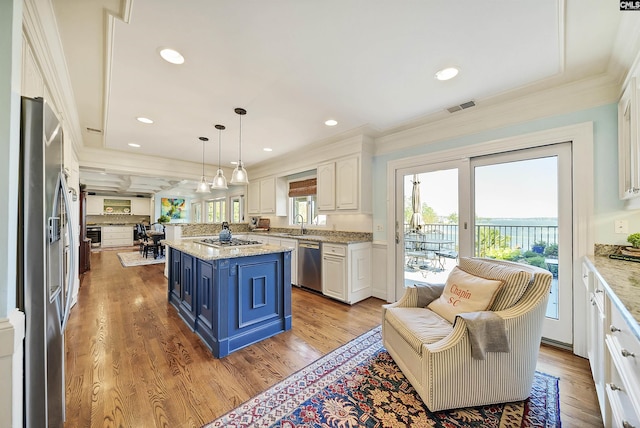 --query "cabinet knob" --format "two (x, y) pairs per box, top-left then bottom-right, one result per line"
(583, 273), (588, 278)
(609, 383), (622, 391)
(621, 349), (636, 358)
(590, 297), (596, 306)
(595, 289), (603, 294)
(610, 325), (621, 333)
